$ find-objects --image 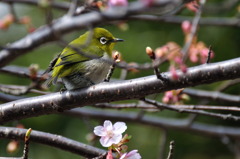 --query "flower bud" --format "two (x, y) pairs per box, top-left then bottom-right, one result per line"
(170, 66), (179, 80)
(146, 46), (155, 59)
(108, 0), (128, 7)
(20, 16), (31, 24)
(7, 140), (19, 154)
(181, 21), (192, 34)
